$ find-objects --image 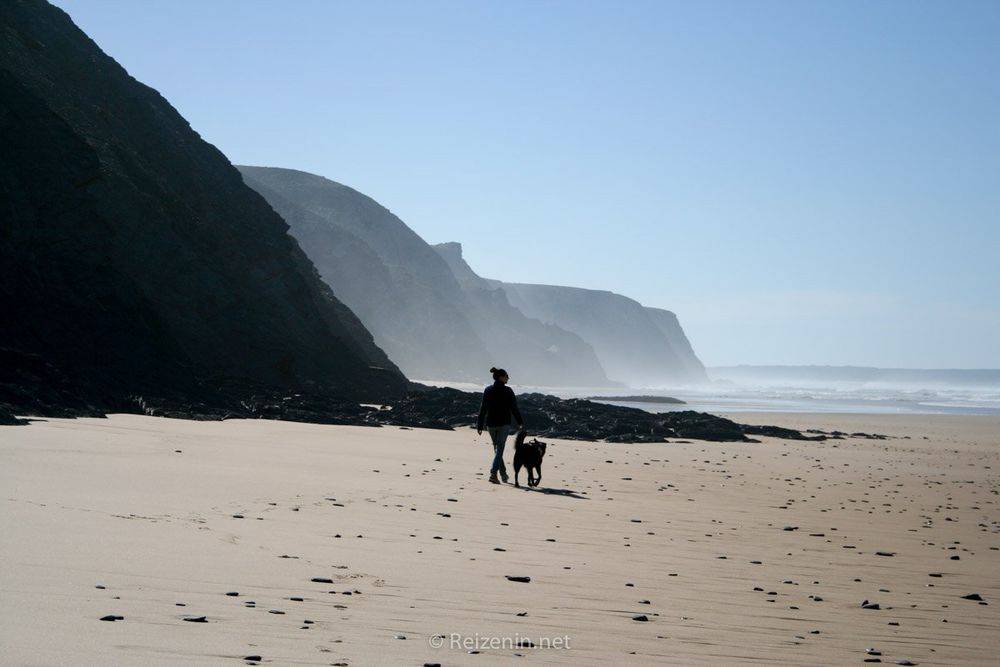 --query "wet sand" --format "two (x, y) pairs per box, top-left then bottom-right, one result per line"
(1, 413), (998, 665)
